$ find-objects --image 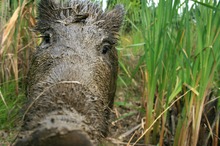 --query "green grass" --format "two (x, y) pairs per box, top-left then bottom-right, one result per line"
(0, 0), (37, 94)
(114, 0), (220, 145)
(0, 0), (37, 142)
(0, 0), (220, 146)
(0, 81), (25, 130)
